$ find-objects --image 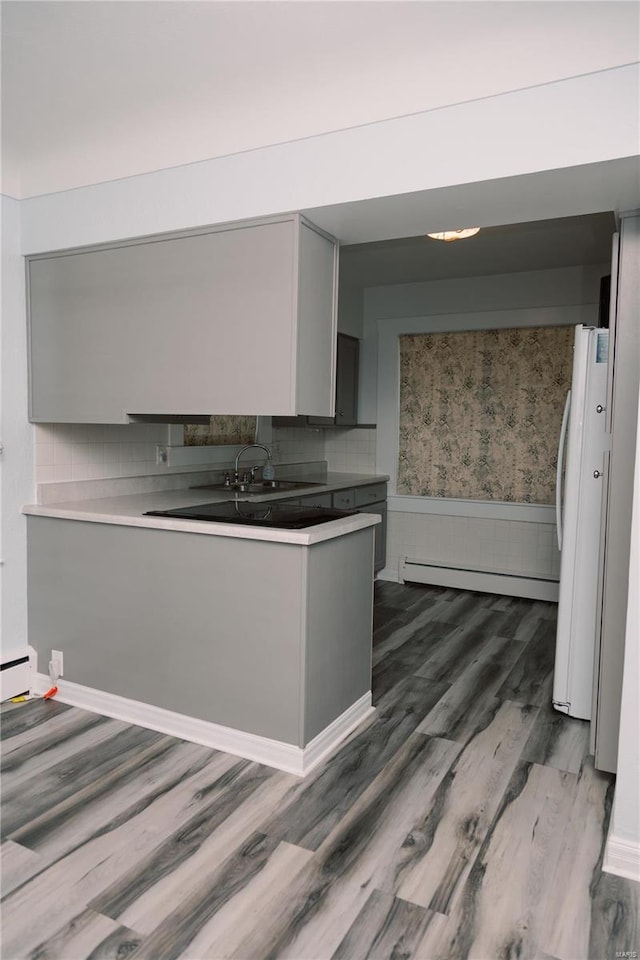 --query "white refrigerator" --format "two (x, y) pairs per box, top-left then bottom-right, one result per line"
(553, 324), (610, 720)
